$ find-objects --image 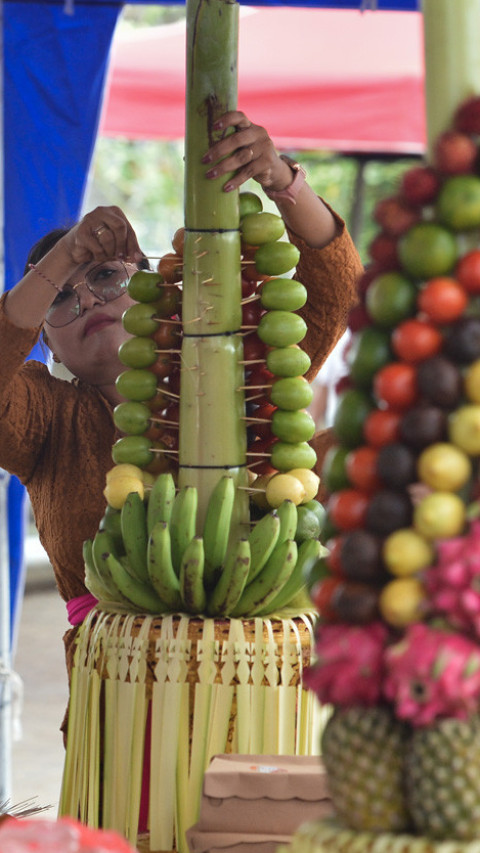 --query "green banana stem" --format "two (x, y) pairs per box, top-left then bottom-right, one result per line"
(423, 0), (480, 160)
(179, 0), (249, 537)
